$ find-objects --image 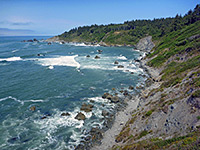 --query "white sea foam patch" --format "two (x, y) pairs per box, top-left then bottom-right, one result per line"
(36, 55), (80, 68)
(117, 55), (127, 60)
(0, 57), (22, 62)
